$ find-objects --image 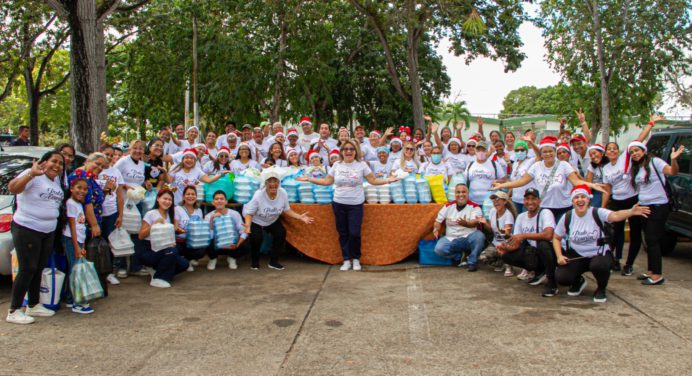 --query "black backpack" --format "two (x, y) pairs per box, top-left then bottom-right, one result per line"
(651, 158), (679, 211)
(563, 208), (615, 255)
(466, 160), (499, 185)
